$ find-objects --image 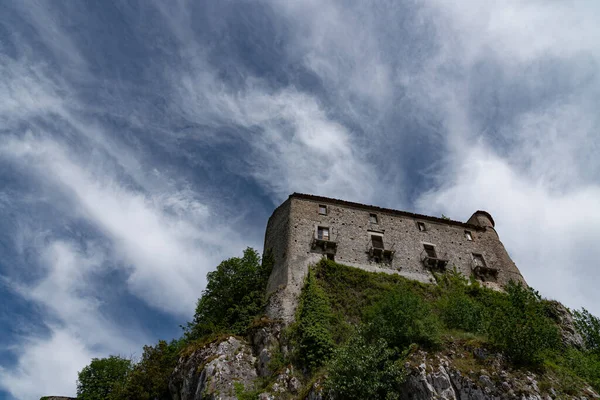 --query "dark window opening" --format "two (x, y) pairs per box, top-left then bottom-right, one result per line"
(472, 253), (485, 267)
(369, 213), (378, 224)
(371, 235), (384, 249)
(317, 227), (330, 240)
(417, 222), (426, 231)
(327, 253), (335, 261)
(424, 244), (437, 258)
(319, 205), (327, 215)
